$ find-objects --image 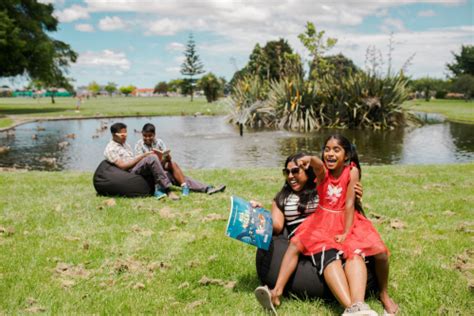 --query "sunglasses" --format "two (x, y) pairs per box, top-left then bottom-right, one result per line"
(282, 167), (301, 176)
(114, 133), (127, 137)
